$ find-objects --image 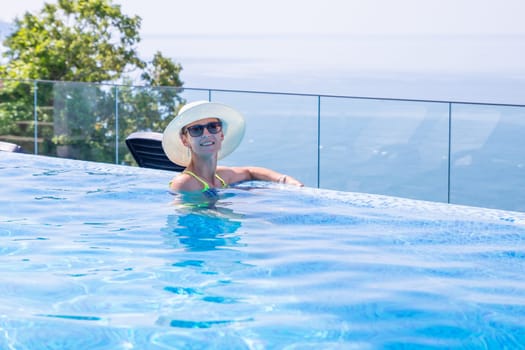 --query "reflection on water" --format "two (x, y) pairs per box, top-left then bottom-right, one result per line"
(163, 207), (243, 251)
